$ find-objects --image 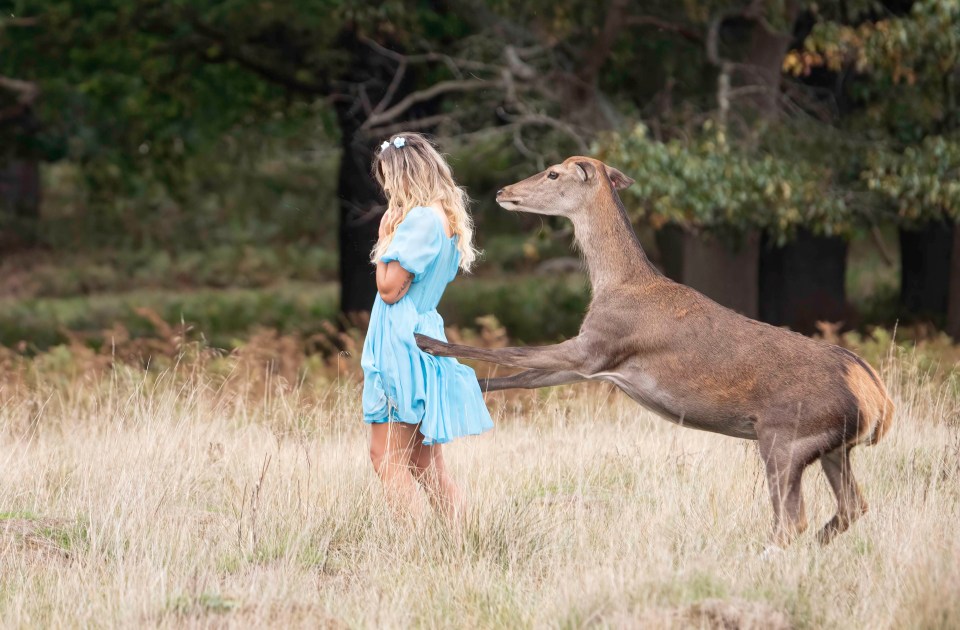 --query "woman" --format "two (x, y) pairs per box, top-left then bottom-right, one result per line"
(361, 133), (493, 519)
